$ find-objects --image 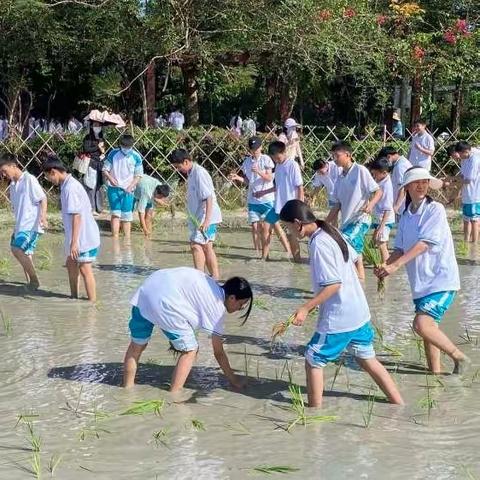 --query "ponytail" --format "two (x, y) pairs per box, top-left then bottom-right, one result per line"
(315, 219), (349, 262)
(222, 277), (253, 325)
